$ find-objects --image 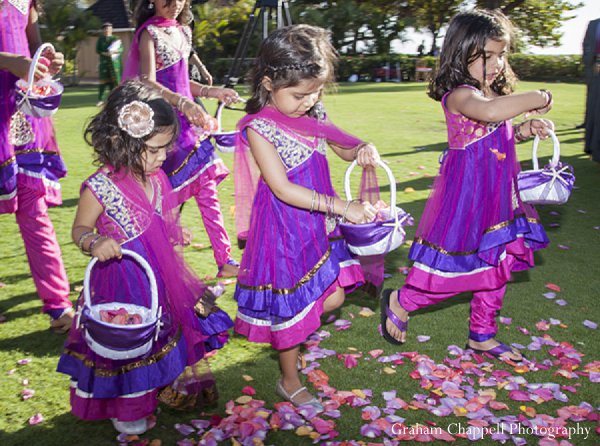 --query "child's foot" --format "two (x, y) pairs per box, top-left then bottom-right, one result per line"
(111, 417), (148, 435)
(380, 289), (409, 344)
(49, 308), (75, 334)
(216, 259), (239, 278)
(467, 338), (524, 362)
(275, 378), (323, 411)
